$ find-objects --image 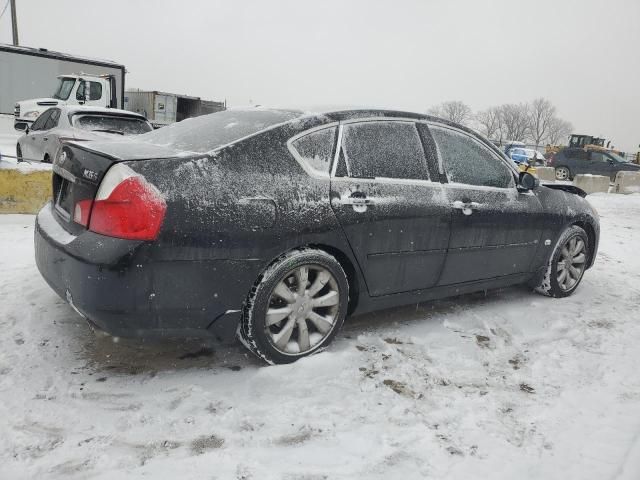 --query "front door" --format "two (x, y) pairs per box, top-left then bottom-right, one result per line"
(428, 124), (544, 285)
(329, 119), (451, 296)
